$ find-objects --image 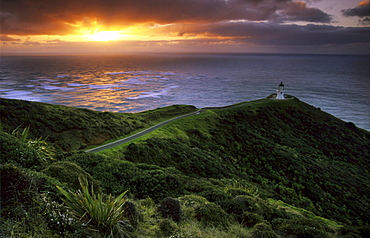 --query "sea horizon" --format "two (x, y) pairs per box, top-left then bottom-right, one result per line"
(1, 53), (369, 131)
